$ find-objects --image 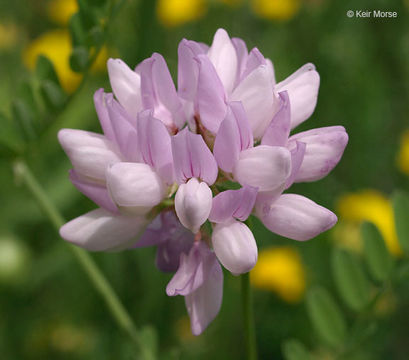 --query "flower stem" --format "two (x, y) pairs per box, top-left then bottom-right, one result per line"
(241, 272), (258, 360)
(13, 160), (156, 360)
